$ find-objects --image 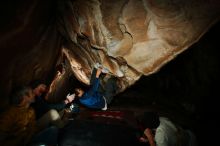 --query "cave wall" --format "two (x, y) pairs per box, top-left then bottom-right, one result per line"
(113, 21), (220, 133)
(57, 0), (220, 90)
(110, 22), (220, 146)
(0, 1), (219, 145)
(0, 0), (62, 108)
(0, 0), (220, 110)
